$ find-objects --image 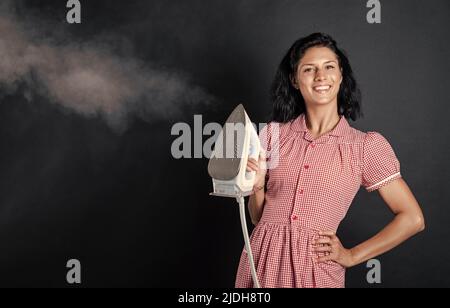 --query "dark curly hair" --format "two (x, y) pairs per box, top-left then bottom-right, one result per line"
(270, 33), (362, 123)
